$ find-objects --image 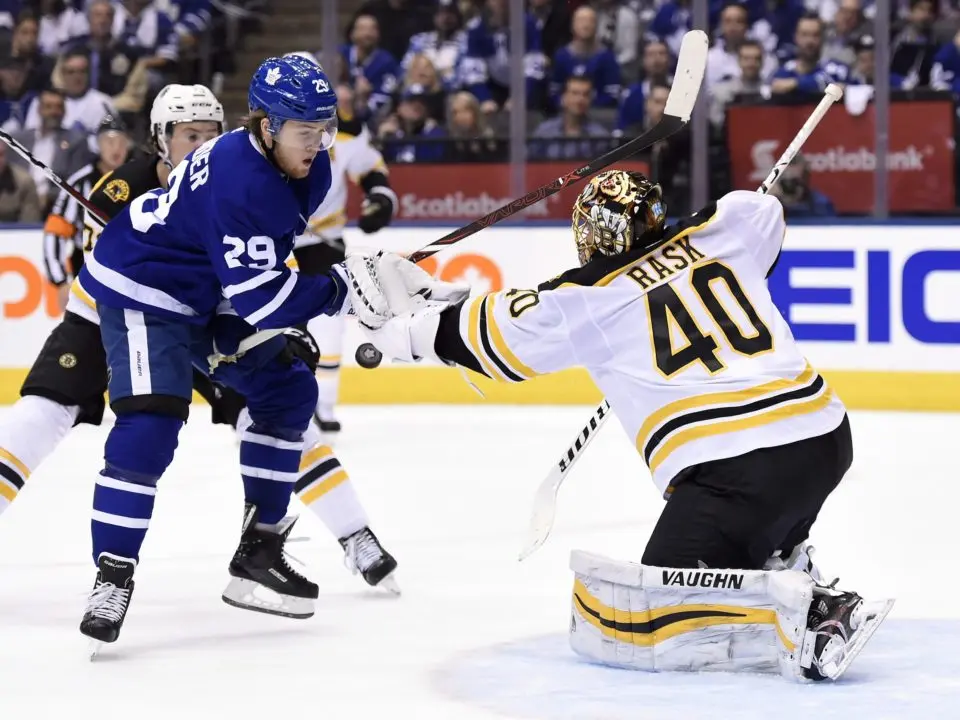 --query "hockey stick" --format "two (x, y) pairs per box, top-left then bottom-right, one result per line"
(354, 29), (710, 369)
(517, 83), (845, 562)
(0, 127), (109, 226)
